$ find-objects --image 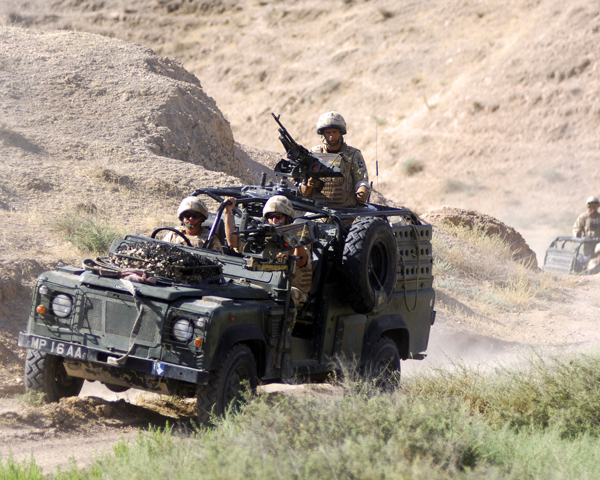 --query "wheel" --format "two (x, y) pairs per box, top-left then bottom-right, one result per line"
(362, 338), (401, 392)
(151, 227), (192, 247)
(342, 216), (398, 314)
(24, 350), (84, 402)
(196, 344), (258, 424)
